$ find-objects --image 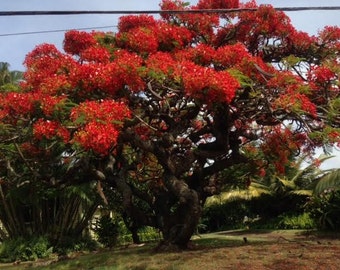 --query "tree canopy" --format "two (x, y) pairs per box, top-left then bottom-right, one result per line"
(0, 0), (339, 248)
